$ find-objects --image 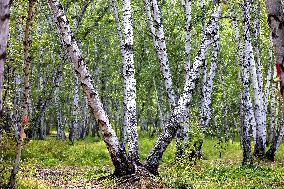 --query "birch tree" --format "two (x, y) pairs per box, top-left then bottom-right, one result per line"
(121, 0), (139, 164)
(239, 0), (257, 165)
(111, 0), (139, 164)
(48, 0), (134, 176)
(242, 0), (267, 158)
(0, 0), (12, 142)
(144, 6), (222, 174)
(7, 0), (37, 188)
(49, 0), (222, 176)
(144, 0), (176, 109)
